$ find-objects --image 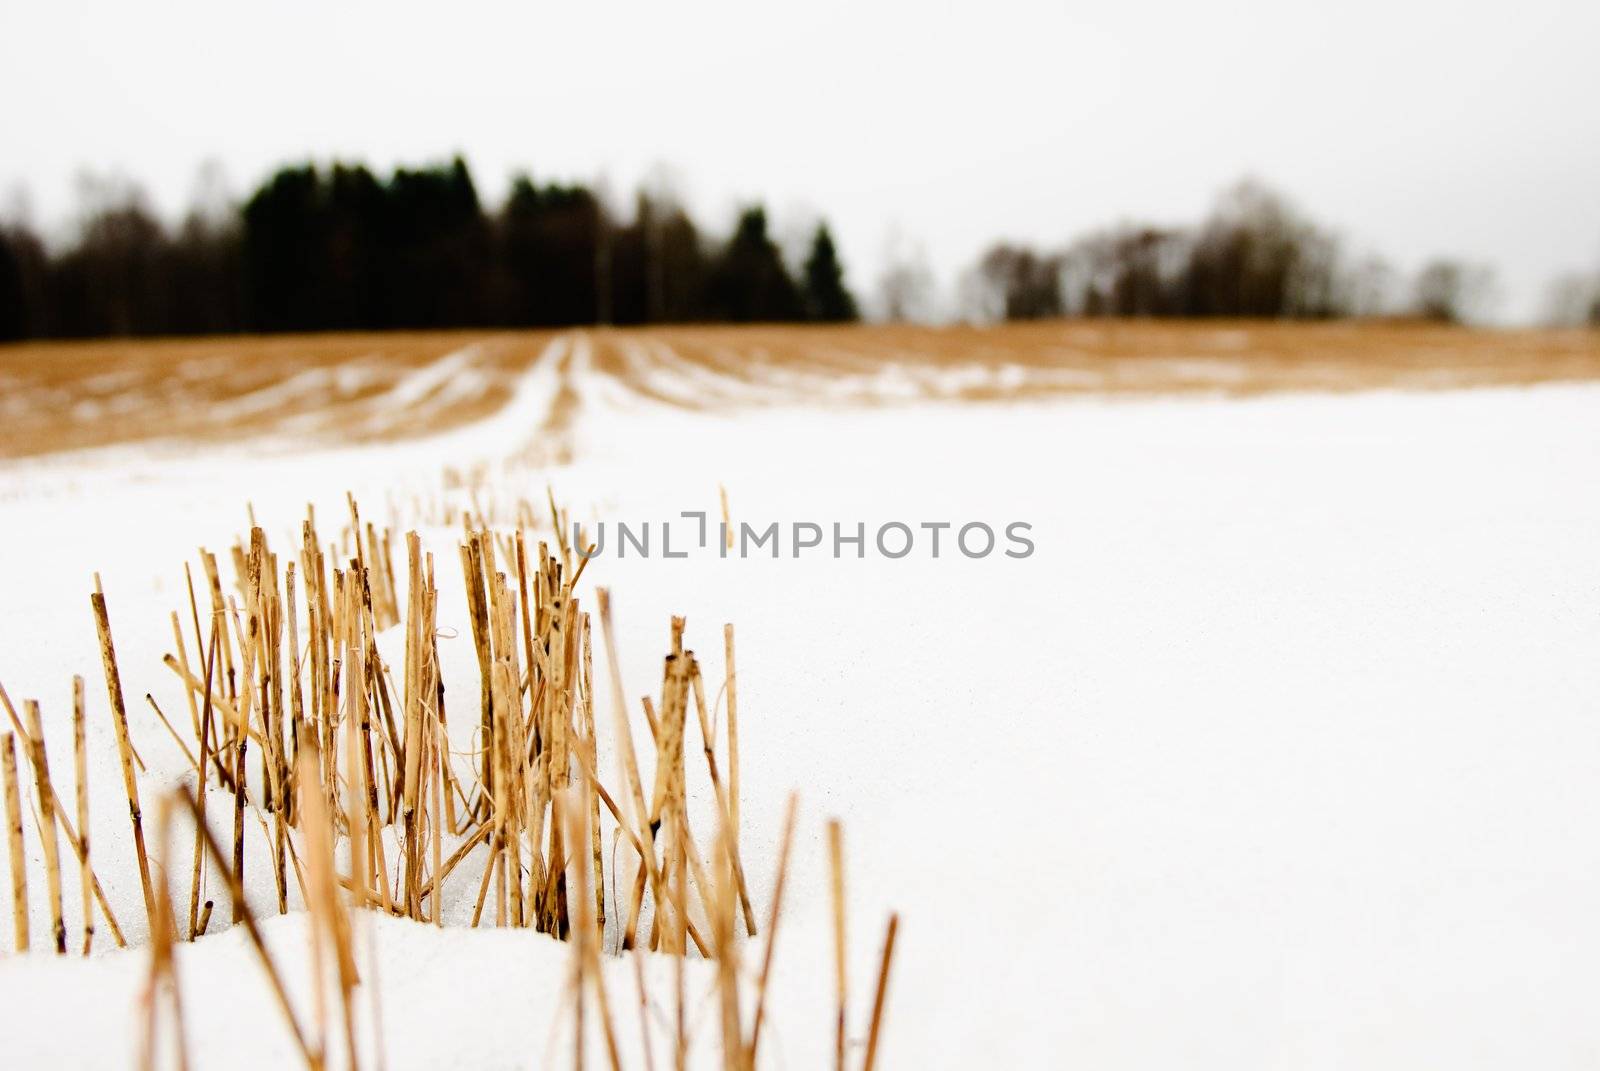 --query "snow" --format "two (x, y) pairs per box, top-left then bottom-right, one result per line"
(1, 336), (1599, 1068)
